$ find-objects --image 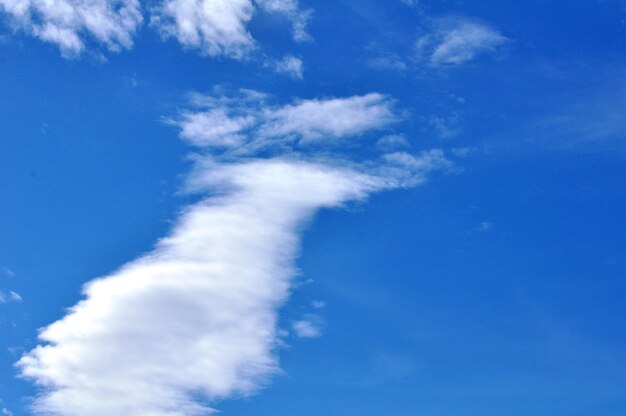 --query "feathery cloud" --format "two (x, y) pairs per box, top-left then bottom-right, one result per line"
(417, 18), (508, 67)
